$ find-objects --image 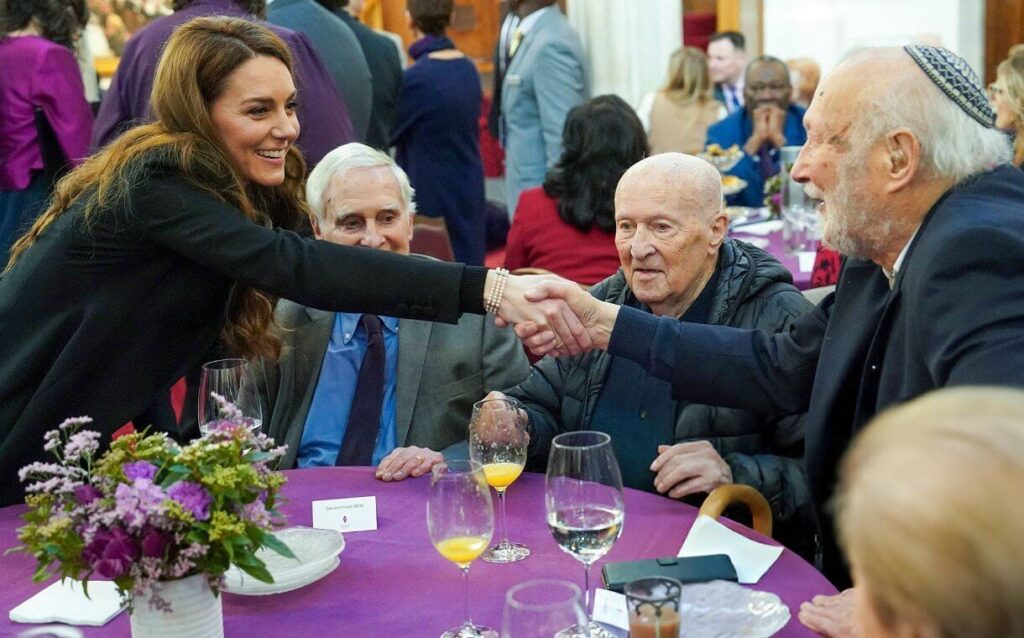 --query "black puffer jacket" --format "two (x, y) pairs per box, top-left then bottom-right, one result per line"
(507, 238), (815, 554)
